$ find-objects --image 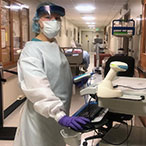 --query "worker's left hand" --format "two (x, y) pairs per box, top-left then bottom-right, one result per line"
(58, 115), (90, 131)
